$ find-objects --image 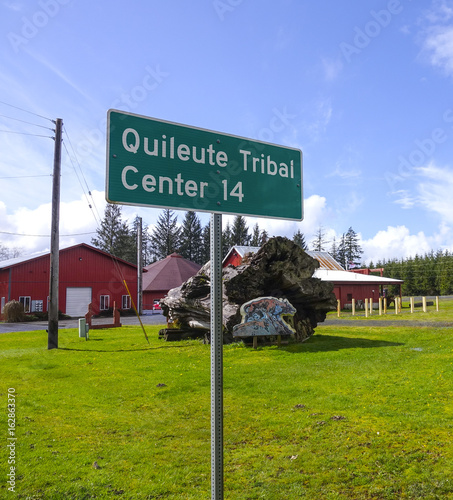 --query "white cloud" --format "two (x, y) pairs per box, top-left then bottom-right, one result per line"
(325, 162), (361, 180)
(424, 0), (453, 24)
(221, 194), (329, 245)
(1, 191), (105, 255)
(419, 1), (453, 76)
(415, 164), (453, 223)
(26, 49), (95, 105)
(361, 225), (434, 263)
(3, 1), (22, 12)
(423, 26), (453, 75)
(305, 100), (333, 142)
(393, 189), (416, 209)
(322, 57), (343, 81)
